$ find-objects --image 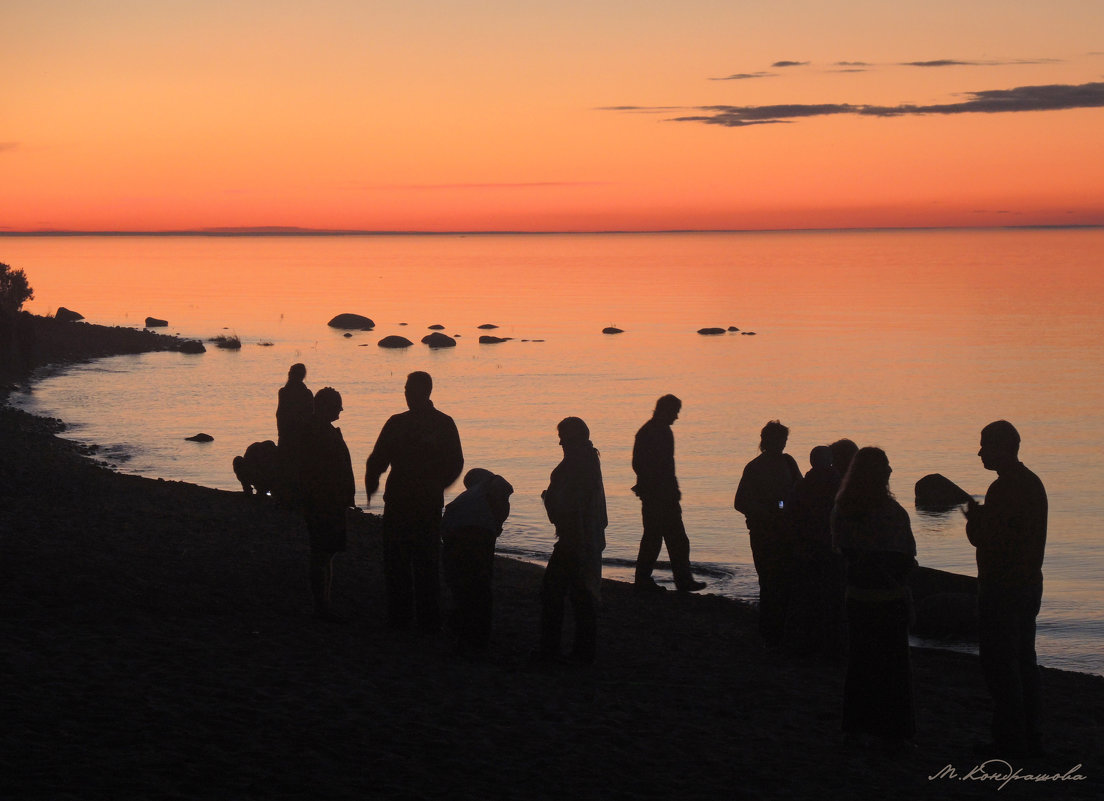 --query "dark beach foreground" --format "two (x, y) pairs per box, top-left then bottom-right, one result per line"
(2, 319), (1102, 800)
